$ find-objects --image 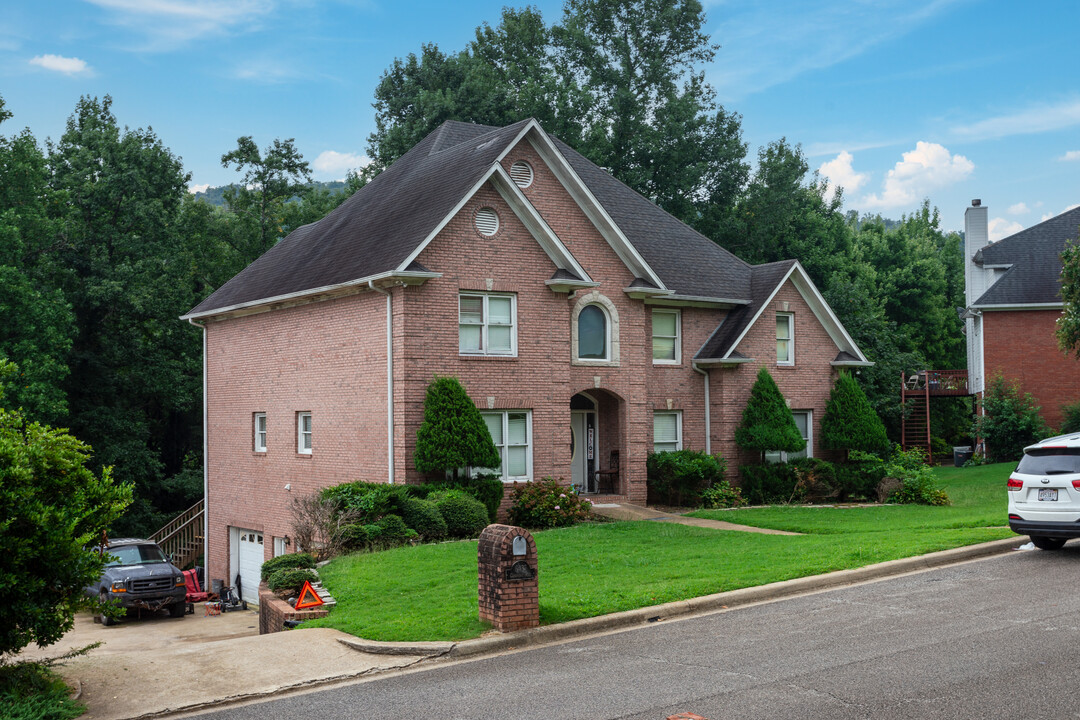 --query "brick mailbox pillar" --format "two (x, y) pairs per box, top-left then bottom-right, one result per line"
(478, 524), (538, 632)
